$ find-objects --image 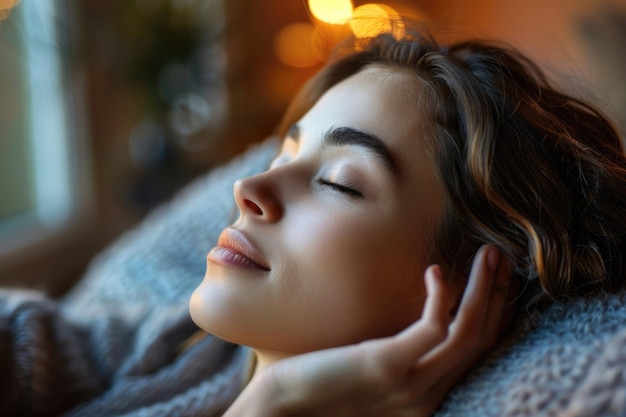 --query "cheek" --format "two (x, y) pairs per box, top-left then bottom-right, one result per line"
(280, 211), (427, 341)
(282, 211), (382, 283)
